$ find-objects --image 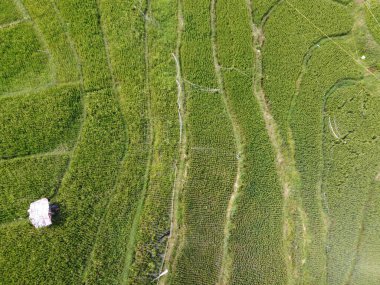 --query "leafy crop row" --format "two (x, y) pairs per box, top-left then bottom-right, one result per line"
(23, 0), (81, 83)
(127, 0), (179, 283)
(290, 38), (362, 283)
(55, 0), (111, 90)
(0, 22), (51, 94)
(322, 83), (380, 285)
(0, 85), (82, 159)
(169, 0), (237, 284)
(216, 0), (287, 284)
(0, 154), (69, 224)
(78, 0), (151, 283)
(262, 0), (353, 138)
